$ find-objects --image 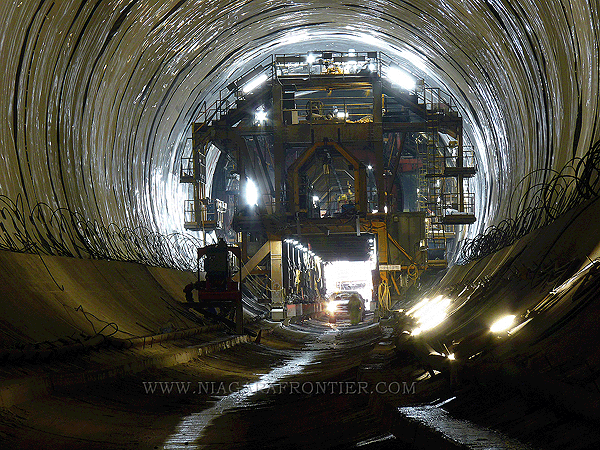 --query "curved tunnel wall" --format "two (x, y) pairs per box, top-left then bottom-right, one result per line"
(0, 248), (197, 346)
(0, 0), (599, 259)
